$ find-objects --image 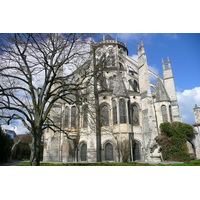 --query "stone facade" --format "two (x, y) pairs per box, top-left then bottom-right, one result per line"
(43, 35), (183, 163)
(191, 105), (200, 159)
